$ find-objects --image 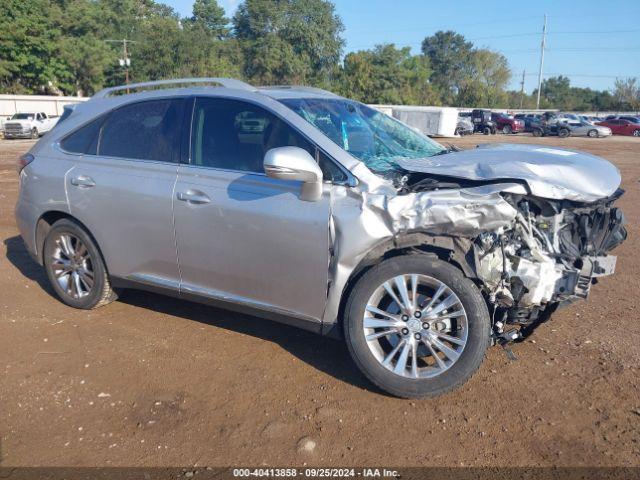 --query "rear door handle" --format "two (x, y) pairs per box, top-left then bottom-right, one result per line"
(176, 190), (210, 204)
(70, 175), (96, 188)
